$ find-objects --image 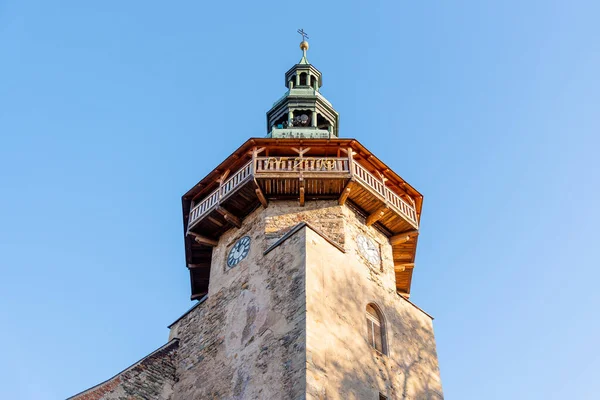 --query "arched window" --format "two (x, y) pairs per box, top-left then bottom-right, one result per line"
(299, 72), (307, 86)
(366, 304), (386, 354)
(310, 75), (317, 89)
